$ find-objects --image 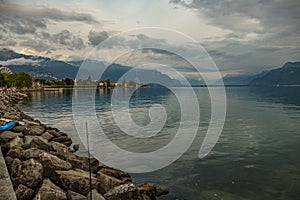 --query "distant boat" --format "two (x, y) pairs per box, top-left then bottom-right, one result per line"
(0, 121), (16, 131)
